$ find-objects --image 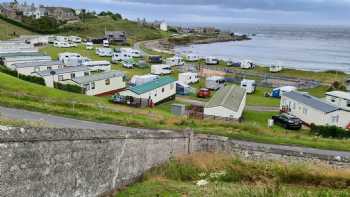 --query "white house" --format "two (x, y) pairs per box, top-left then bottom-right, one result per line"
(119, 76), (176, 104)
(70, 71), (126, 96)
(325, 91), (350, 111)
(33, 66), (90, 87)
(160, 22), (168, 31)
(281, 91), (350, 129)
(204, 85), (247, 120)
(11, 61), (63, 76)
